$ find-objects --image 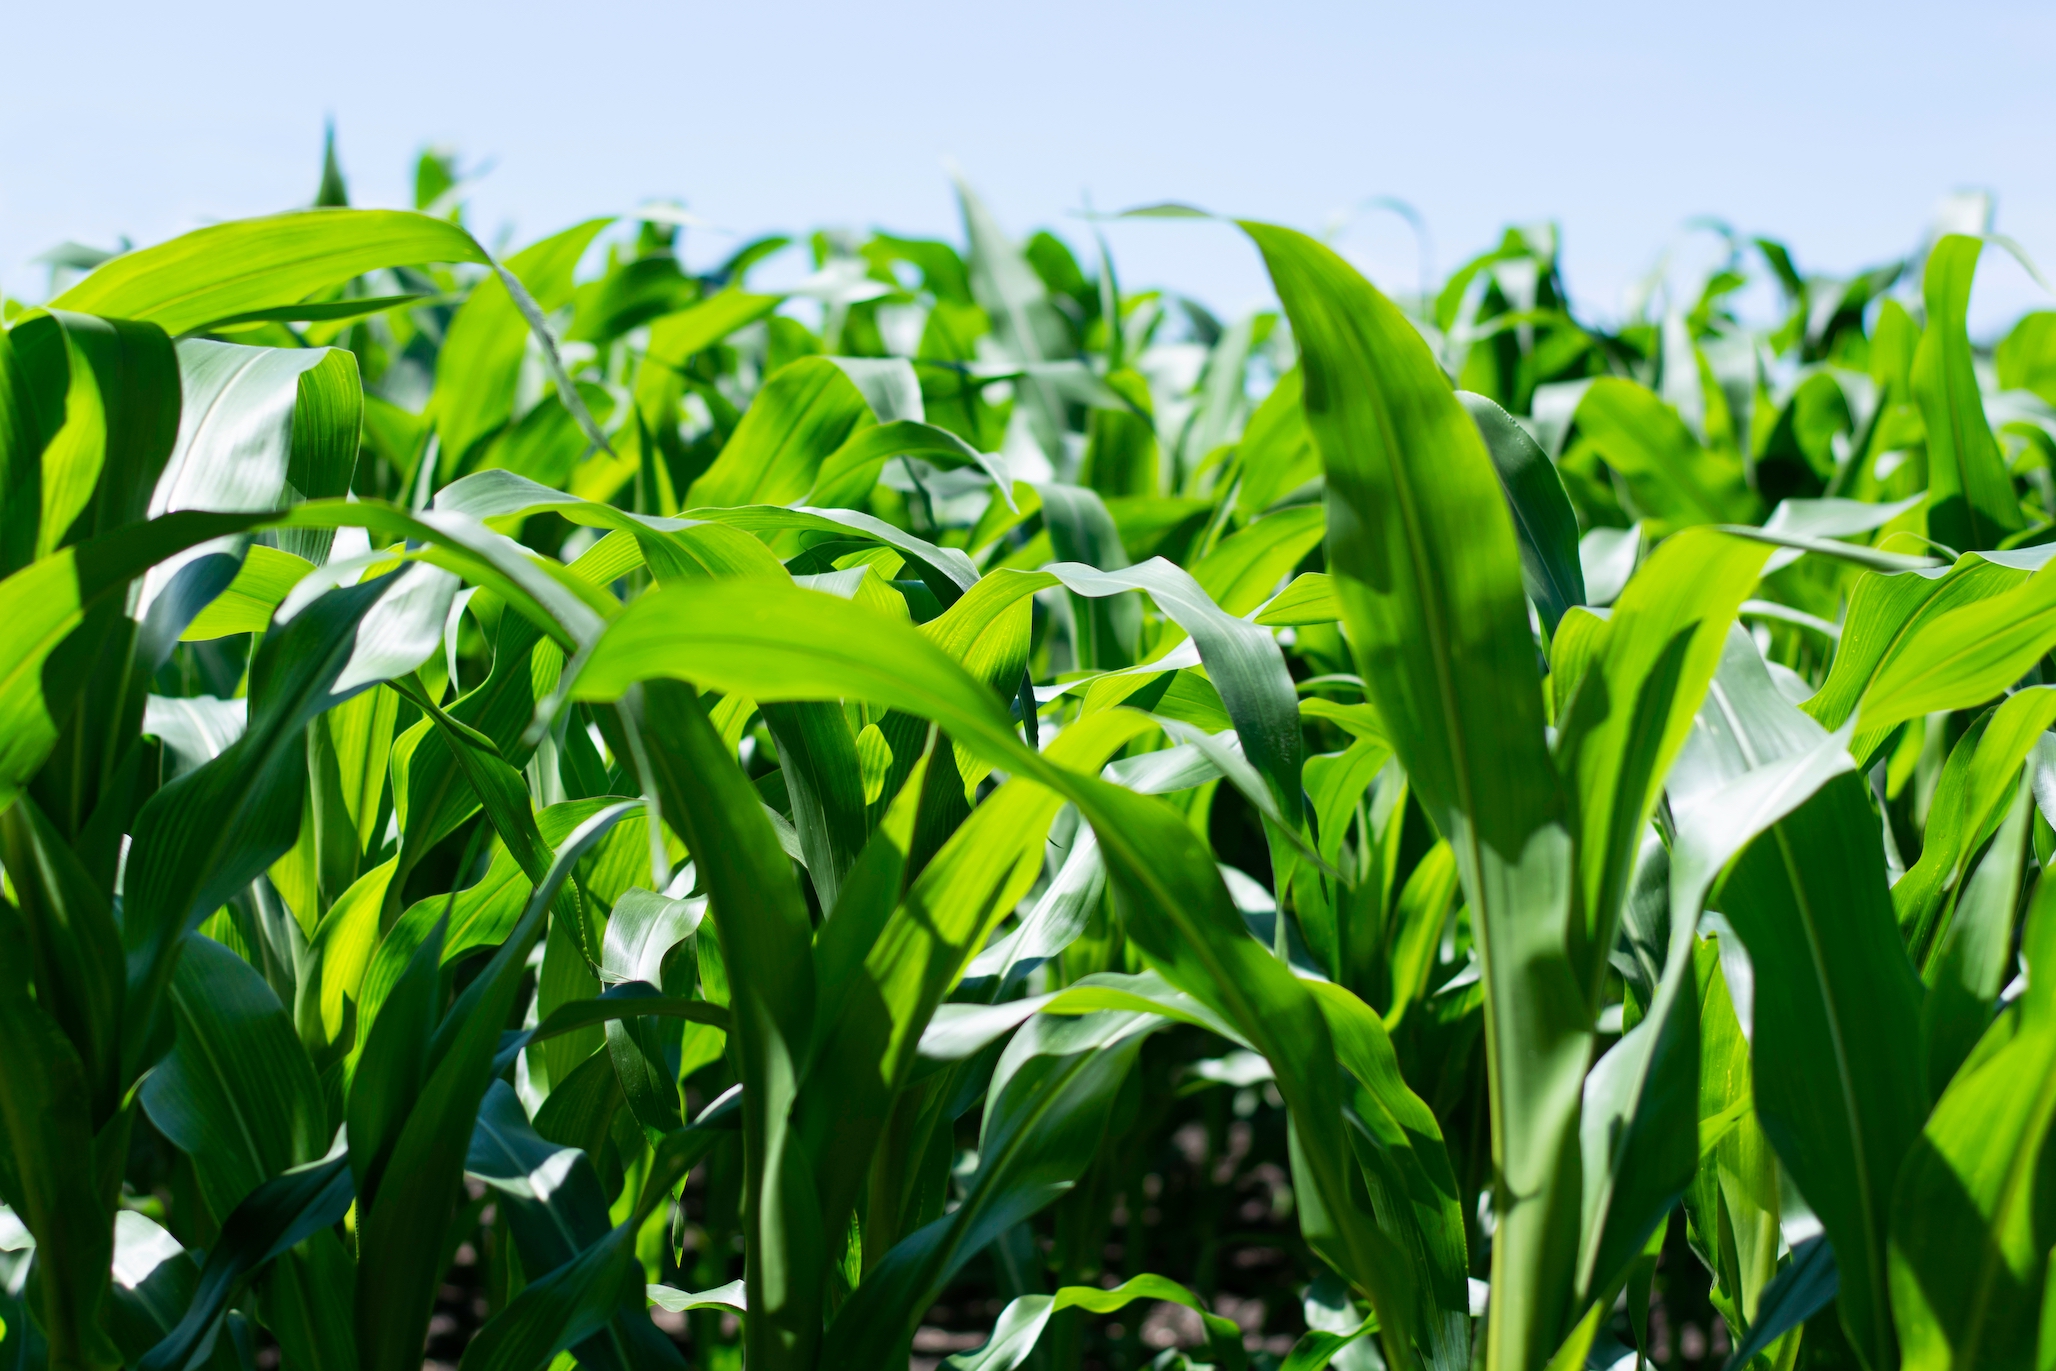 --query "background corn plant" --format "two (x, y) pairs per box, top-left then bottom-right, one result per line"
(1, 143), (2053, 1371)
